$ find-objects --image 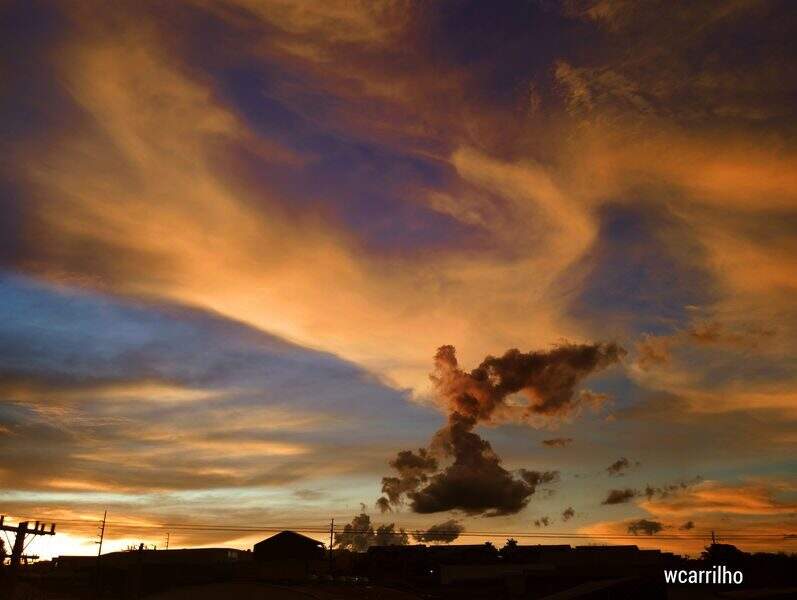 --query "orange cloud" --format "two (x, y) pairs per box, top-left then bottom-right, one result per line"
(582, 480), (797, 555)
(640, 480), (797, 518)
